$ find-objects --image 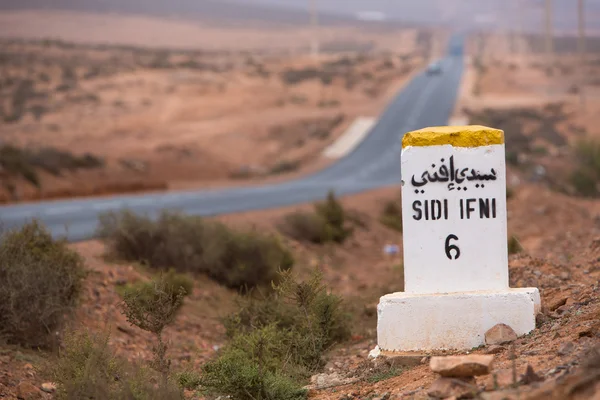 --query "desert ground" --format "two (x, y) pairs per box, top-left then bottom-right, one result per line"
(0, 10), (442, 203)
